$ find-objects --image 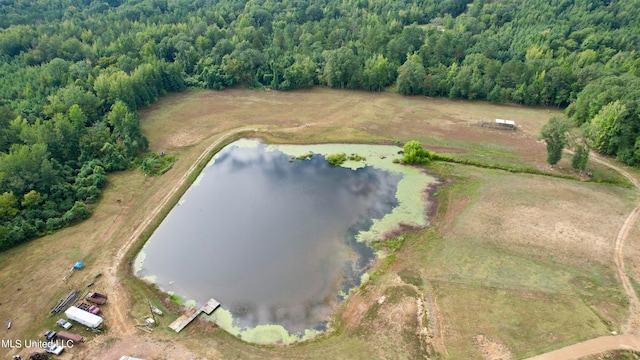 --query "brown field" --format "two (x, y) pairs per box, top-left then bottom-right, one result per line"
(0, 88), (637, 359)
